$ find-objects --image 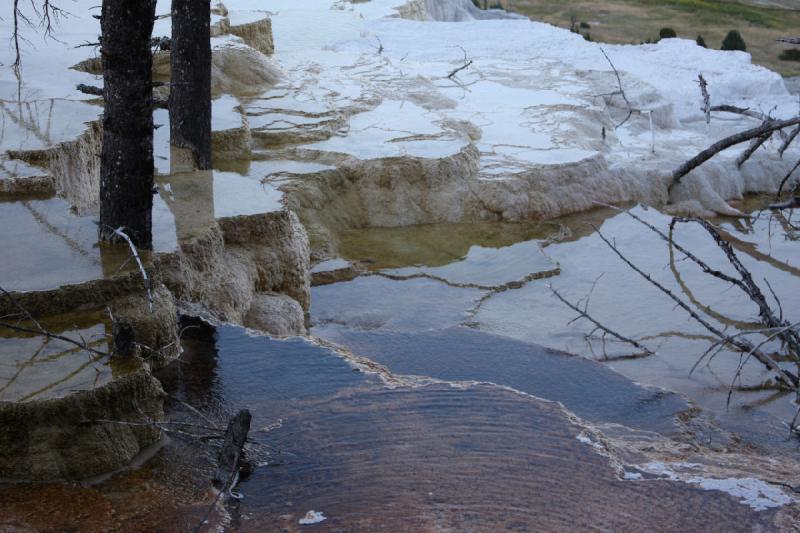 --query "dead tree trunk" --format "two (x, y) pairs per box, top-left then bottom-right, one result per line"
(99, 0), (157, 250)
(170, 0), (212, 170)
(213, 409), (251, 490)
